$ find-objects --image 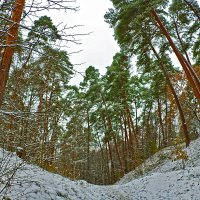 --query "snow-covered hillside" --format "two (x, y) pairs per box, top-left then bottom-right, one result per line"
(118, 137), (200, 184)
(1, 137), (200, 200)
